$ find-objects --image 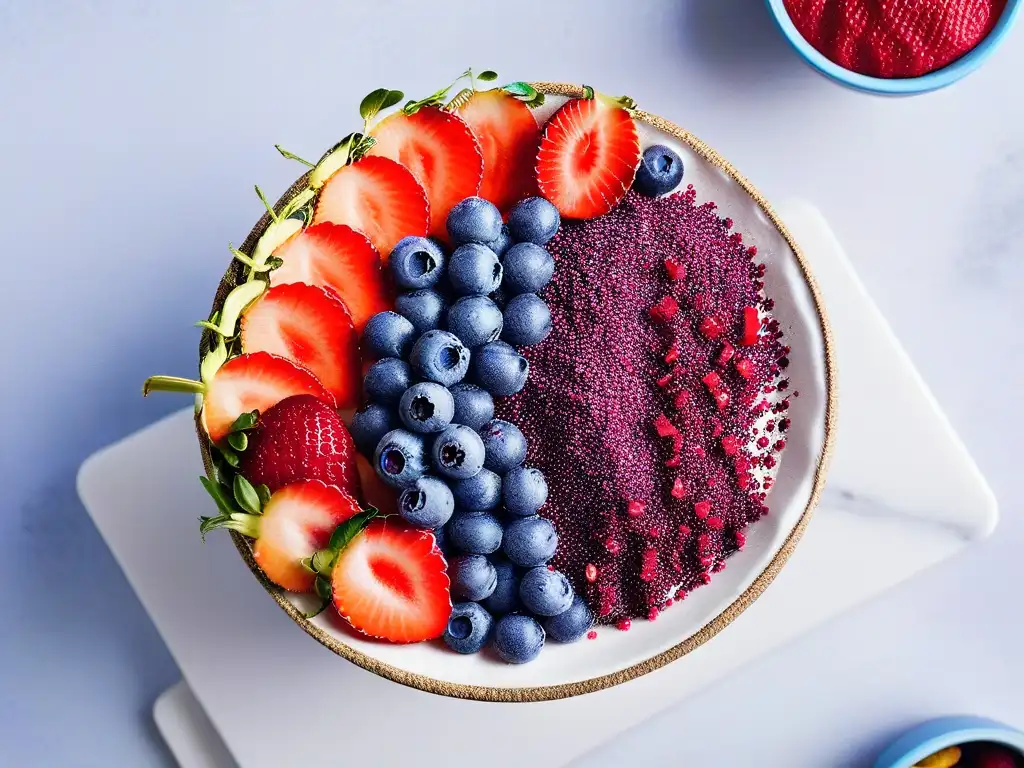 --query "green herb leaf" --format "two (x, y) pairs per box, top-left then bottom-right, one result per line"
(359, 88), (405, 122)
(227, 431), (248, 452)
(217, 443), (241, 468)
(263, 256), (285, 271)
(255, 484), (272, 507)
(582, 85), (595, 99)
(525, 93), (545, 108)
(303, 576), (333, 618)
(403, 86), (451, 115)
(501, 81), (537, 99)
(229, 410), (259, 433)
(199, 476), (236, 514)
(233, 474), (262, 516)
(477, 70), (498, 82)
